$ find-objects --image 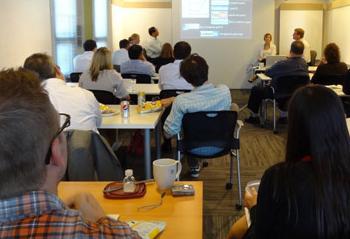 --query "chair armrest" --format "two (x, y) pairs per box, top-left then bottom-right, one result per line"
(234, 120), (244, 139)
